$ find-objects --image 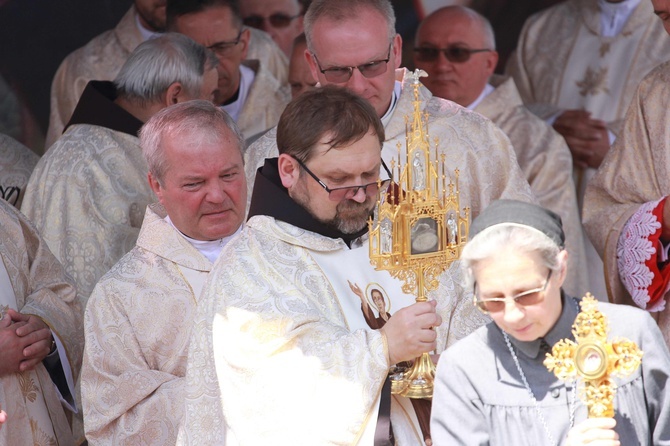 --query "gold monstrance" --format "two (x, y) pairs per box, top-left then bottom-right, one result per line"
(368, 69), (469, 399)
(544, 295), (643, 417)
